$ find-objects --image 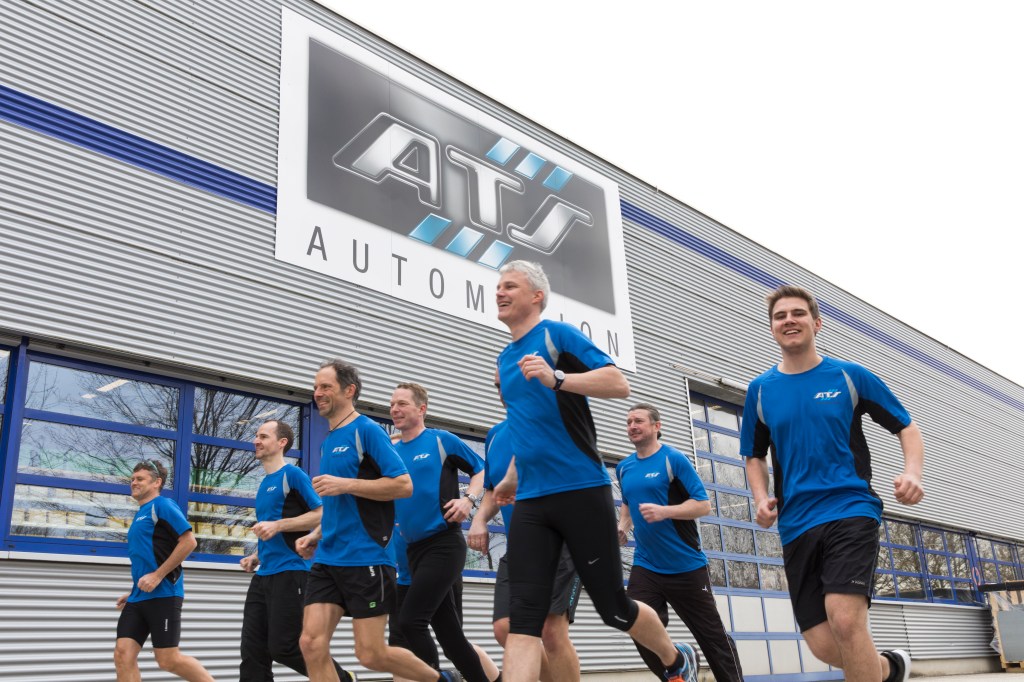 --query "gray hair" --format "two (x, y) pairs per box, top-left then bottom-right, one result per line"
(499, 260), (551, 311)
(319, 359), (363, 401)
